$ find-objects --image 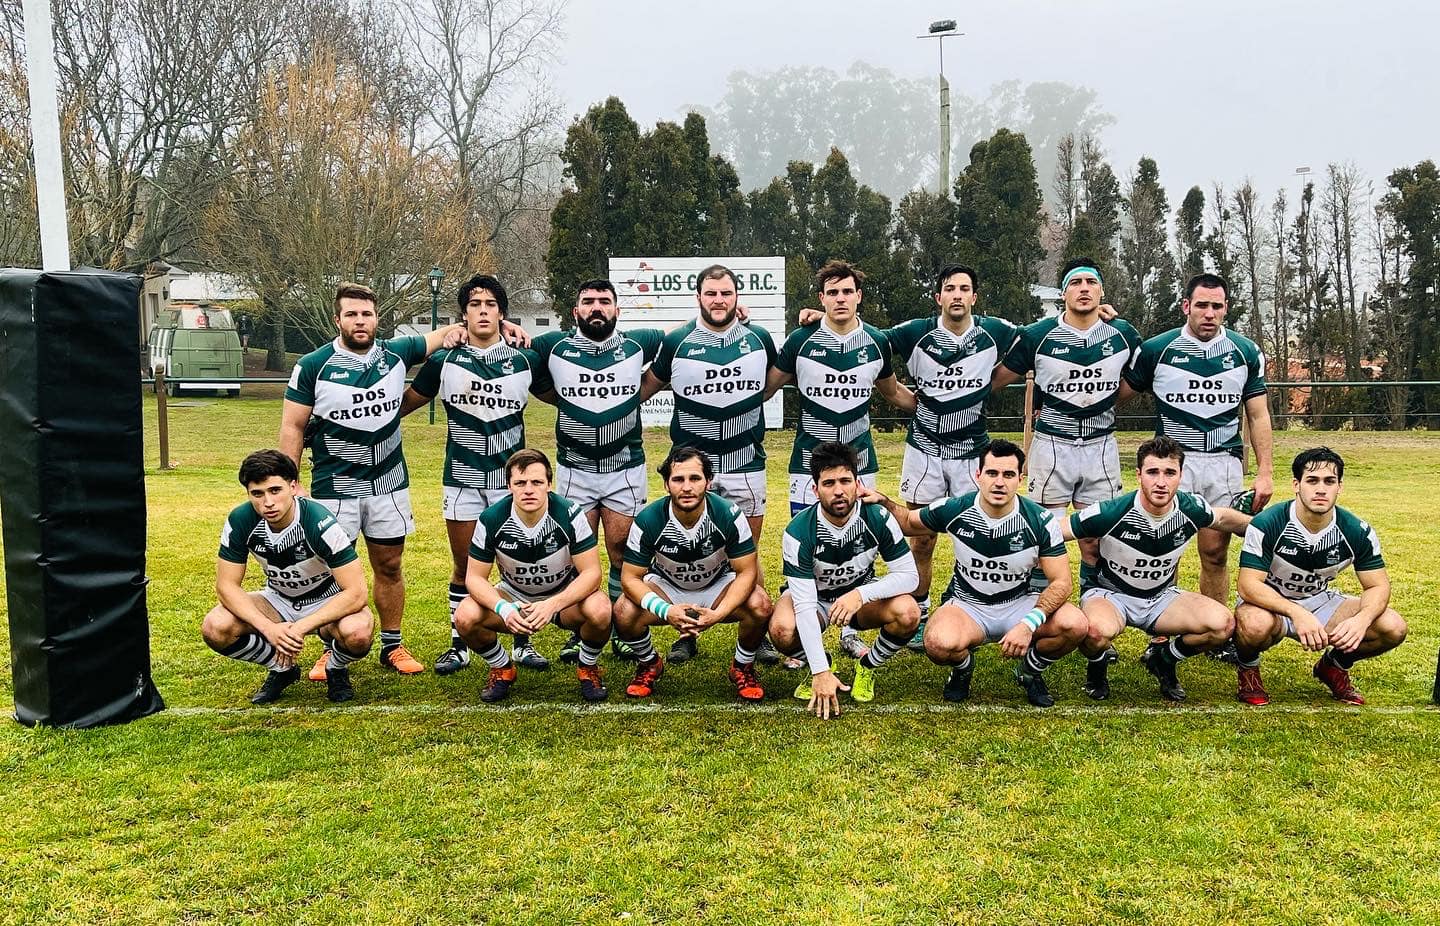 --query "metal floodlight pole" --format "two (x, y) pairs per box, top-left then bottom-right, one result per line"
(21, 0), (71, 271)
(918, 20), (963, 197)
(428, 265), (443, 424)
